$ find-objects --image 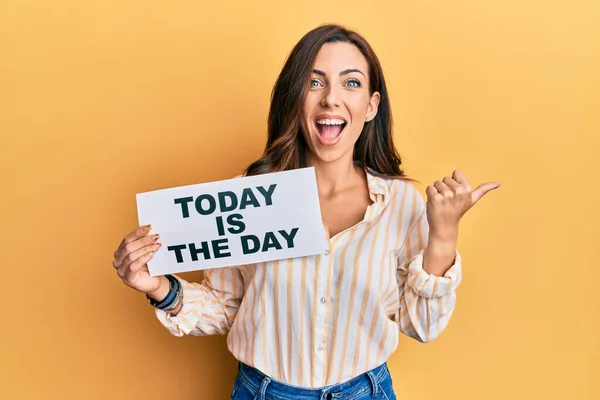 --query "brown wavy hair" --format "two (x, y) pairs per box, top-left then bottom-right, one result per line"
(244, 24), (407, 179)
